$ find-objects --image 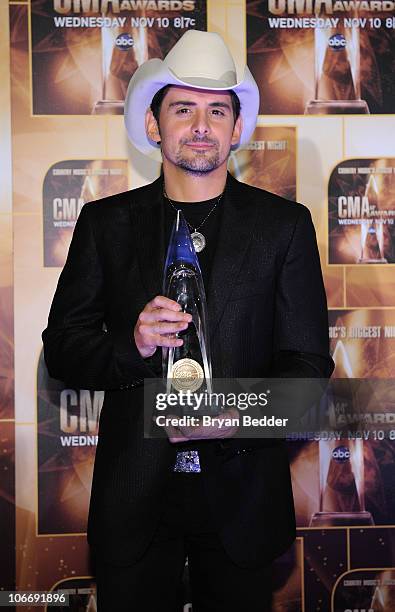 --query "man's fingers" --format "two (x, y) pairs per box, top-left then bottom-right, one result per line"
(140, 309), (192, 324)
(138, 321), (189, 335)
(135, 296), (191, 358)
(147, 296), (183, 312)
(140, 333), (183, 348)
(156, 413), (202, 443)
(135, 329), (184, 353)
(177, 423), (238, 440)
(161, 420), (190, 443)
(153, 321), (190, 334)
(155, 335), (184, 348)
